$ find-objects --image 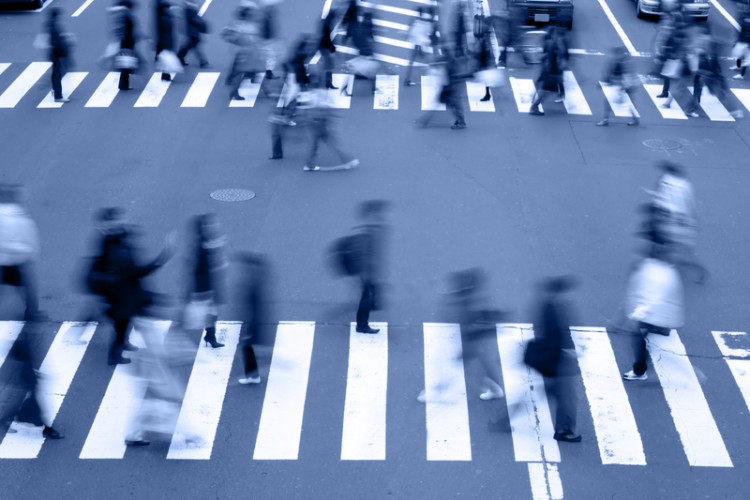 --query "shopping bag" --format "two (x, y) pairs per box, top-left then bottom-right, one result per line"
(114, 50), (138, 70)
(343, 56), (379, 78)
(156, 50), (184, 74)
(33, 33), (50, 51)
(523, 339), (558, 377)
(660, 58), (683, 79)
(475, 68), (506, 87)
